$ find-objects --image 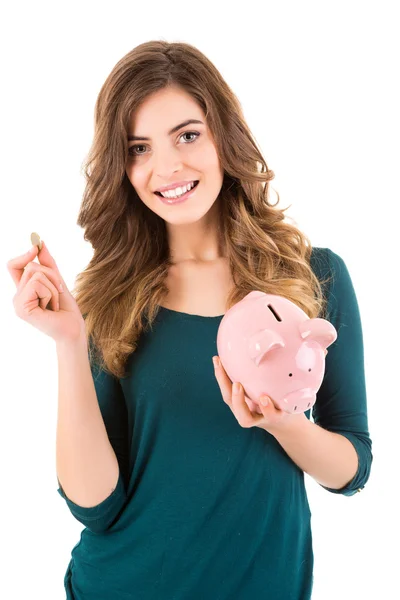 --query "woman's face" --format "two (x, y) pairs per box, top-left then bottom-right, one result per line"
(125, 86), (224, 226)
